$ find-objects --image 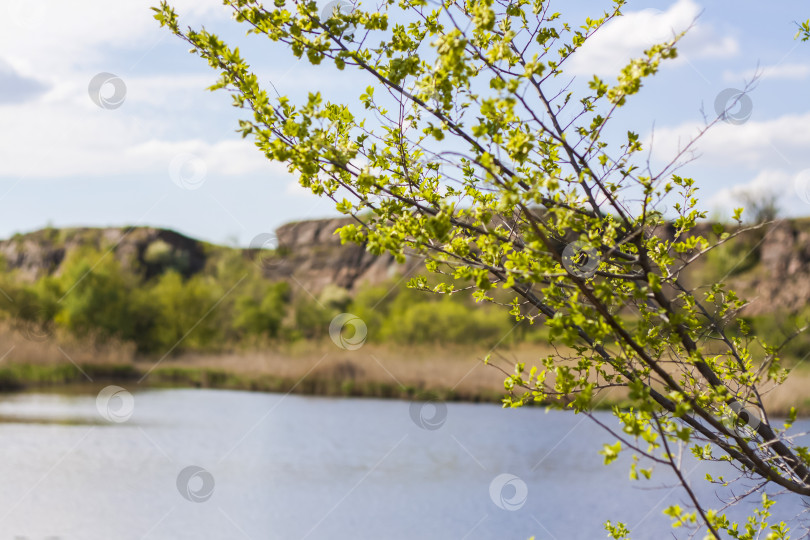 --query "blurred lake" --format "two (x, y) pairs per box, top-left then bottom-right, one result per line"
(0, 387), (808, 539)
